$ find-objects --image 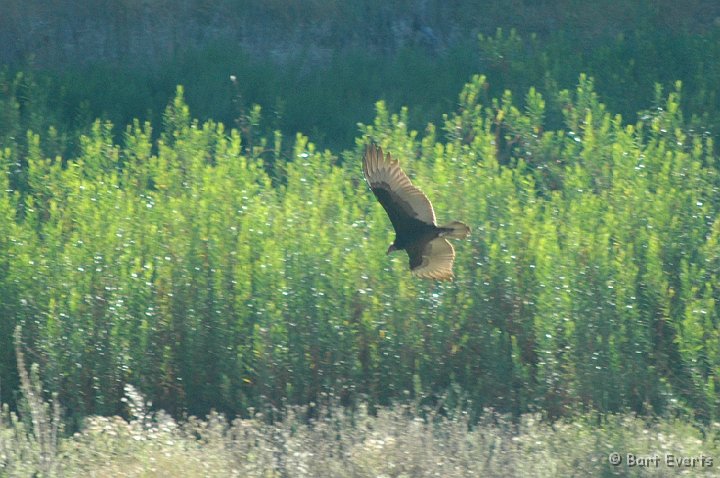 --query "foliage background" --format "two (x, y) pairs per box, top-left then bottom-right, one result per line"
(1, 0), (720, 432)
